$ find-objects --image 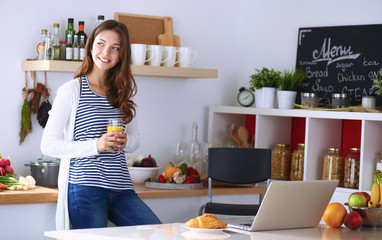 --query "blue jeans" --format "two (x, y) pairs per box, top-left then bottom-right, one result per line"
(68, 183), (161, 229)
